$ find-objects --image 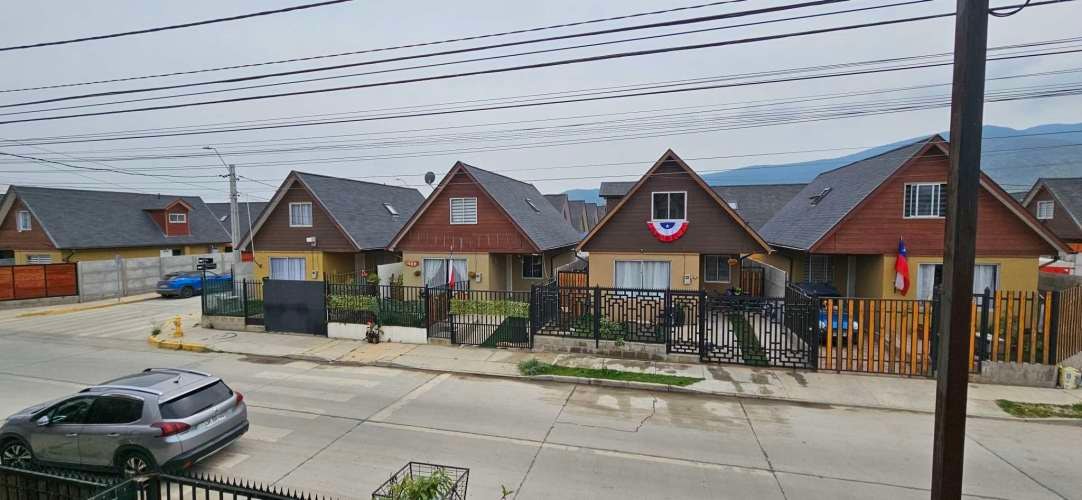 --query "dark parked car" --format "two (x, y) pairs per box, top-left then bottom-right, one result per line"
(157, 271), (229, 298)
